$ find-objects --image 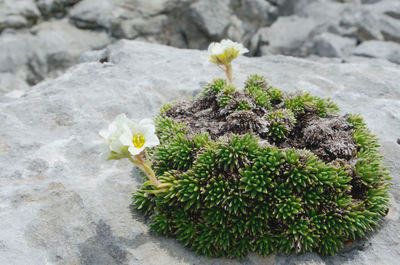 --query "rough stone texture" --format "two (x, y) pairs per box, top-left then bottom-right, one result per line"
(2, 0), (400, 94)
(189, 0), (232, 39)
(1, 40), (399, 265)
(312, 32), (357, 58)
(37, 0), (81, 18)
(255, 16), (319, 57)
(254, 0), (400, 61)
(353, 40), (400, 64)
(0, 0), (40, 32)
(69, 0), (124, 30)
(0, 19), (109, 85)
(0, 73), (29, 102)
